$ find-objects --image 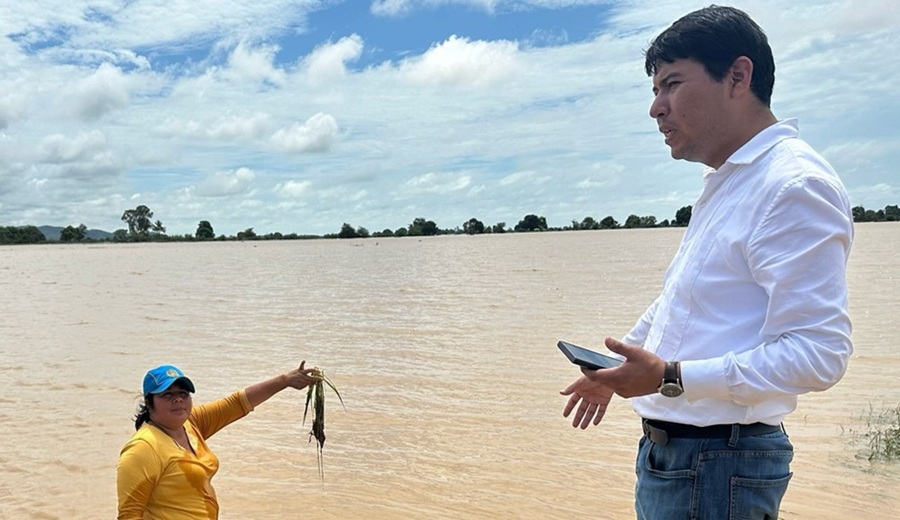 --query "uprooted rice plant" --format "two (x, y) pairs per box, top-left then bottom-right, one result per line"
(303, 369), (345, 479)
